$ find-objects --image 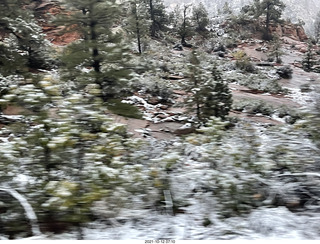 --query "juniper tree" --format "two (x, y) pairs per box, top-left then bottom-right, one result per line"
(57, 0), (131, 100)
